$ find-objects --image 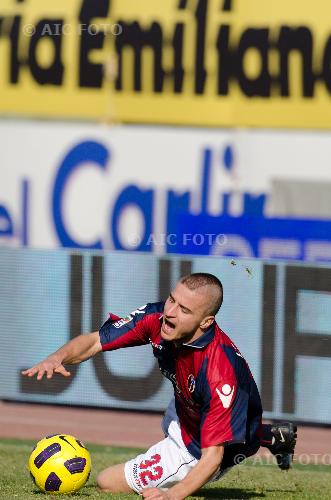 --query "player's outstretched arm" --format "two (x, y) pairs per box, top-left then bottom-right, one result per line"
(142, 445), (224, 500)
(21, 331), (102, 380)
